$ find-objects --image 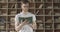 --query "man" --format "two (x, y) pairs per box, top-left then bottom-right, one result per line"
(15, 0), (37, 32)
